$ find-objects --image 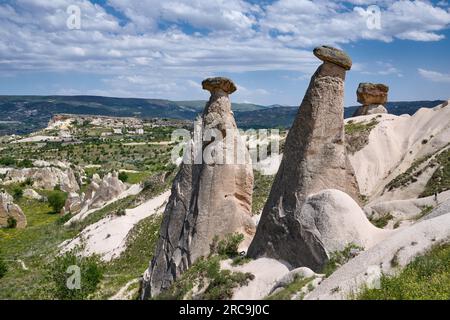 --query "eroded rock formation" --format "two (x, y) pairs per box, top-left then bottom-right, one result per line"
(140, 77), (254, 299)
(247, 46), (360, 272)
(353, 83), (389, 116)
(63, 172), (126, 215)
(4, 167), (79, 193)
(0, 191), (27, 229)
